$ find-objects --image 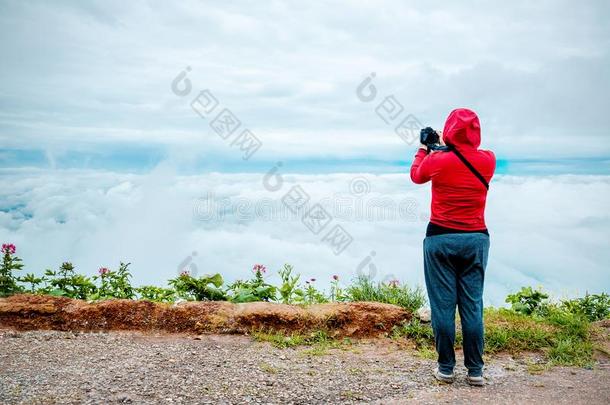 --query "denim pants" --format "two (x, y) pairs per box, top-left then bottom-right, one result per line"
(423, 233), (489, 377)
